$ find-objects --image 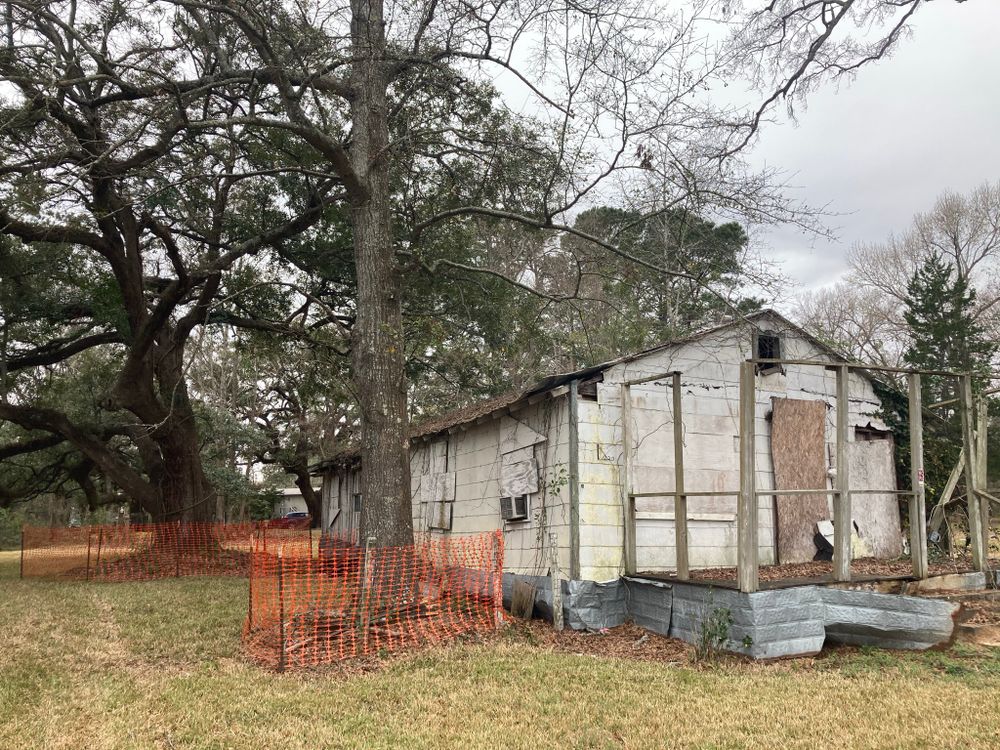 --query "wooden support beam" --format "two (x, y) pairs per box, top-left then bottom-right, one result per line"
(959, 375), (986, 572)
(737, 361), (758, 593)
(568, 380), (581, 581)
(908, 373), (929, 579)
(630, 490), (739, 498)
(672, 372), (689, 581)
(549, 532), (564, 631)
(977, 399), (990, 560)
(621, 383), (637, 576)
(928, 386), (1000, 411)
(748, 358), (964, 377)
(833, 365), (852, 582)
(928, 449), (965, 538)
(624, 369), (681, 387)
